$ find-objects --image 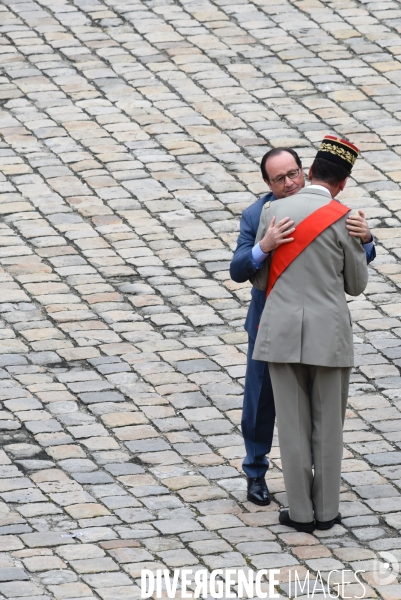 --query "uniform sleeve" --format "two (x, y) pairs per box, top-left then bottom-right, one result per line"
(342, 221), (369, 296)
